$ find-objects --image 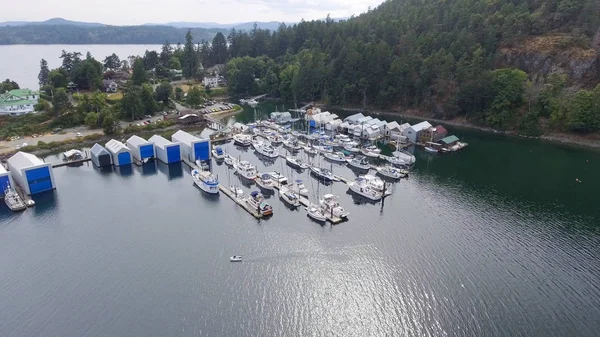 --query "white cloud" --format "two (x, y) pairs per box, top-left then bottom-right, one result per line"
(1, 0), (385, 25)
